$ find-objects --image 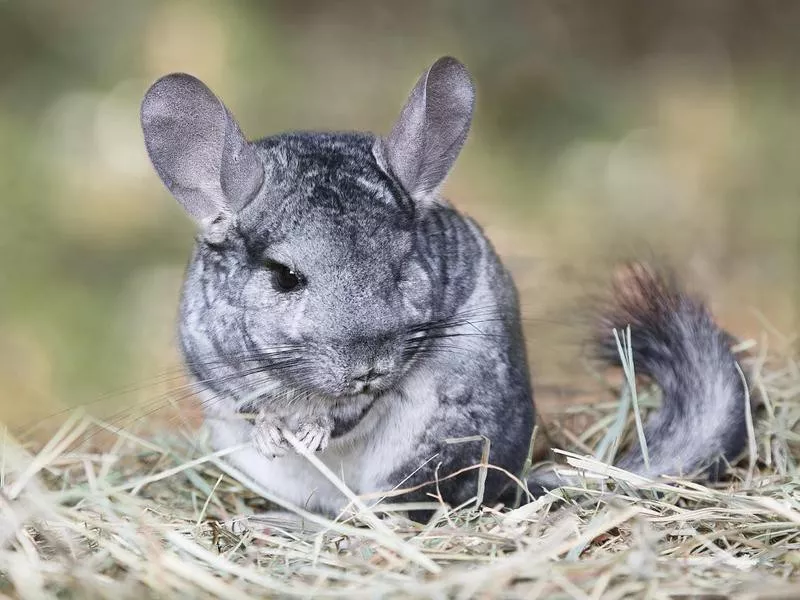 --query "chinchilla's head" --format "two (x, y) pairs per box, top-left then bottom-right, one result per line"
(140, 57), (478, 401)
